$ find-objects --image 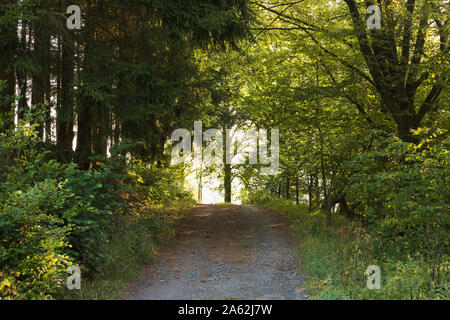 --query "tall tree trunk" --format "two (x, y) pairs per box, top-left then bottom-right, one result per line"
(113, 119), (120, 149)
(224, 163), (232, 203)
(42, 15), (51, 143)
(93, 105), (109, 156)
(342, 0), (447, 143)
(76, 1), (95, 169)
(295, 175), (299, 205)
(57, 29), (75, 163)
(286, 175), (290, 199)
(31, 14), (48, 139)
(314, 174), (320, 208)
(197, 167), (203, 203)
(222, 126), (232, 203)
(76, 103), (92, 169)
(17, 18), (28, 120)
(0, 0), (17, 133)
(321, 156), (327, 208)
